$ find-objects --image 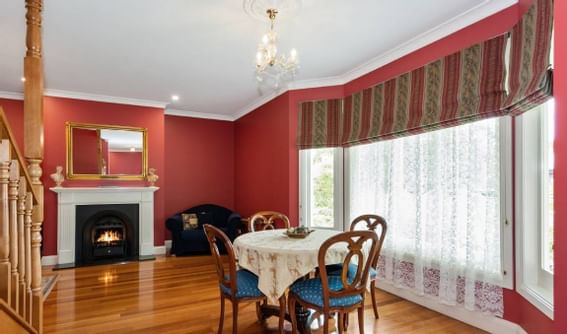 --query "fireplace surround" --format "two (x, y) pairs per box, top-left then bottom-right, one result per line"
(51, 186), (158, 266)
